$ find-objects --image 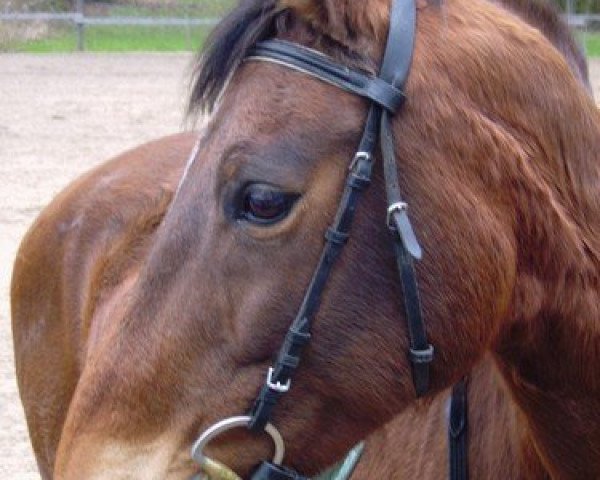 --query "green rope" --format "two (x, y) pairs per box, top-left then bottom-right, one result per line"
(313, 443), (365, 480)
